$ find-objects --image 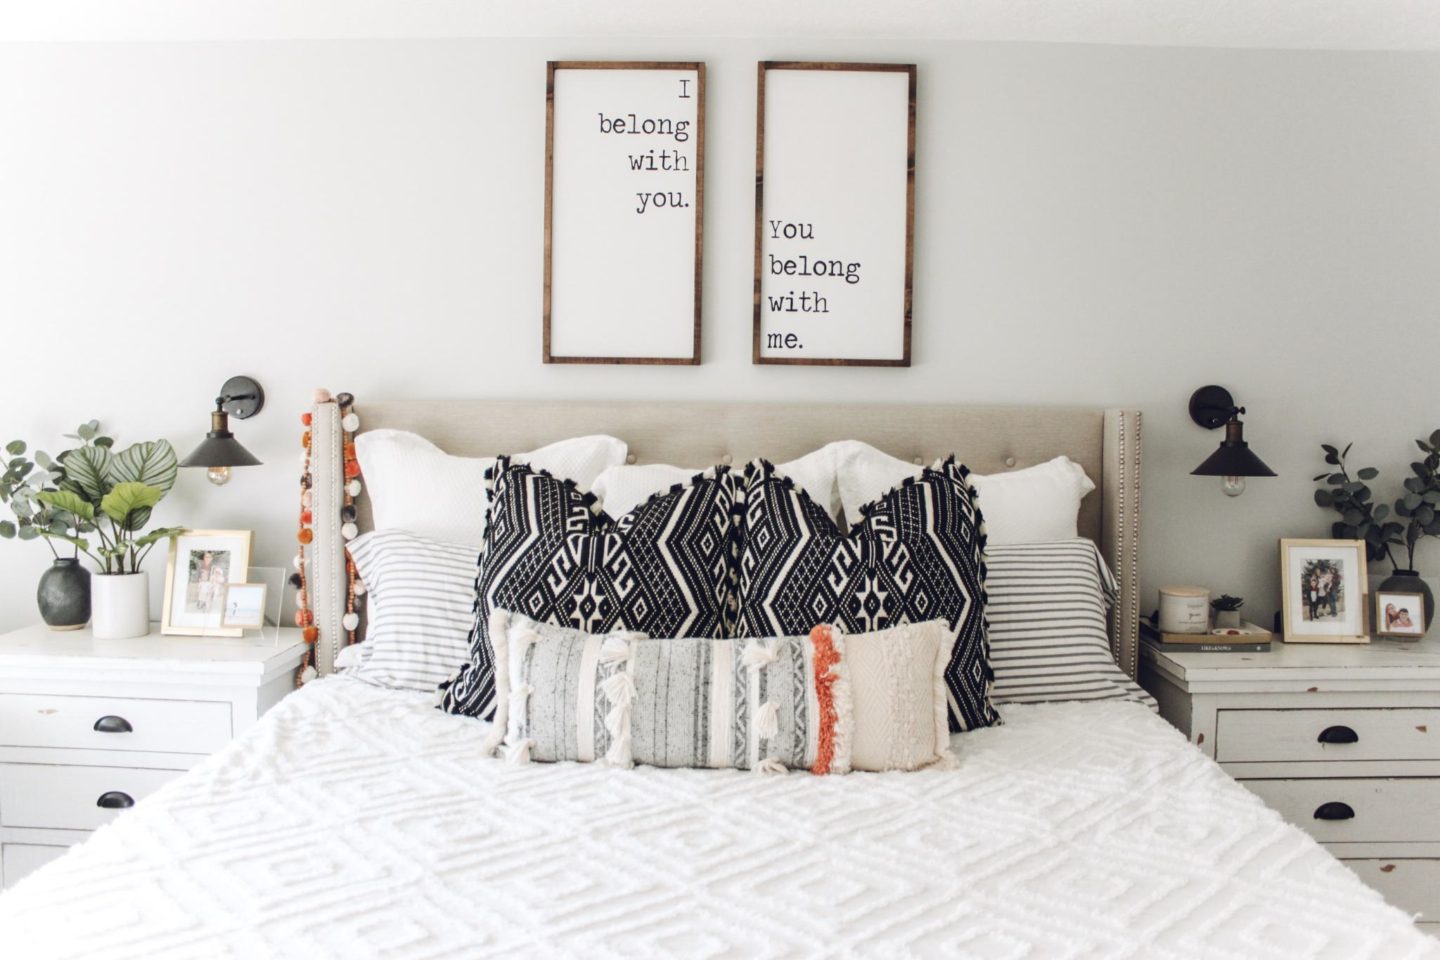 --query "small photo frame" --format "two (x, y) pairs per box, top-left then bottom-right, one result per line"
(162, 530), (253, 637)
(1376, 591), (1426, 639)
(221, 583), (268, 631)
(1279, 538), (1369, 644)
